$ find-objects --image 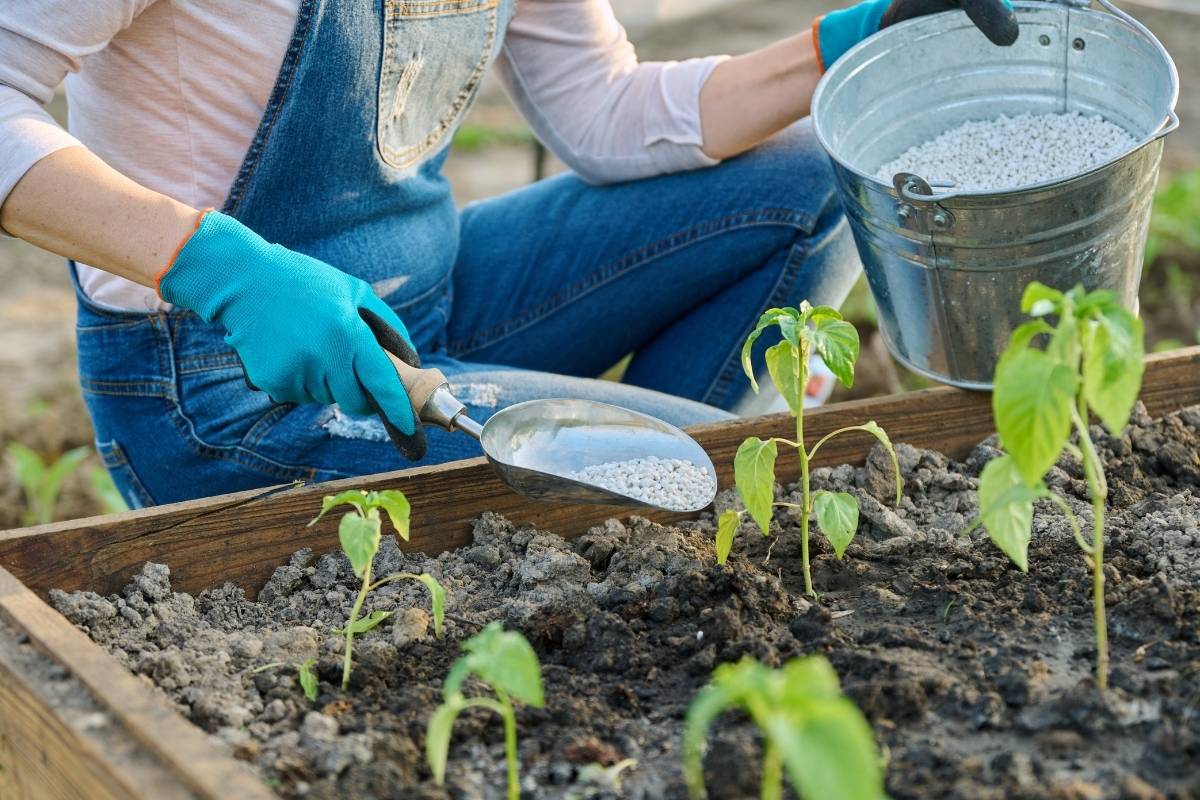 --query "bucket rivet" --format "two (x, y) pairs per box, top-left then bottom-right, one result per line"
(933, 212), (952, 230)
(897, 204), (913, 223)
(1073, 38), (1086, 50)
(1038, 34), (1050, 46)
